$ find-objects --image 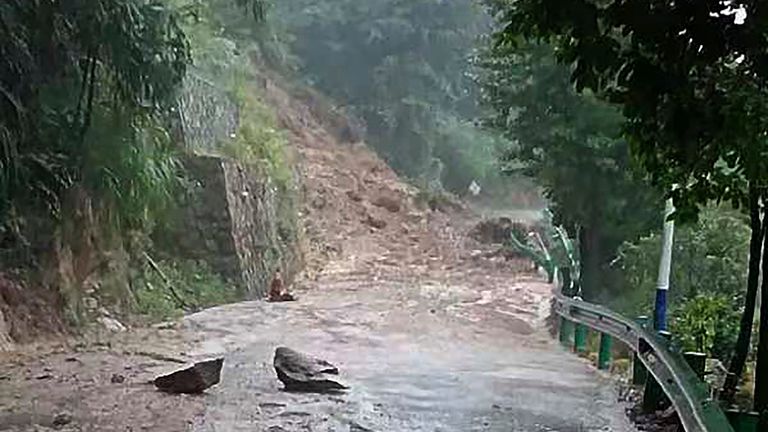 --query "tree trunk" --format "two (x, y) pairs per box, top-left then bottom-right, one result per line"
(722, 188), (764, 405)
(578, 224), (602, 301)
(754, 194), (768, 428)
